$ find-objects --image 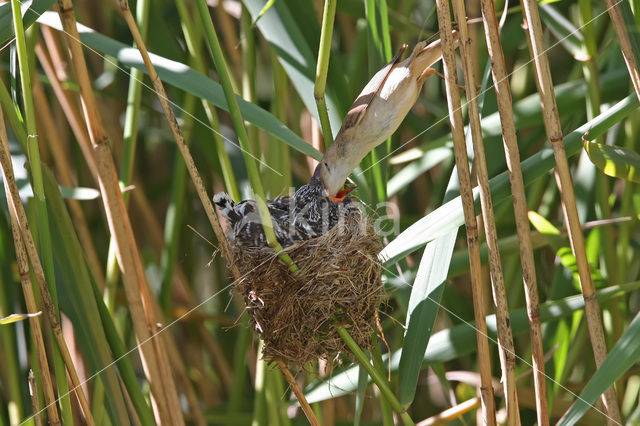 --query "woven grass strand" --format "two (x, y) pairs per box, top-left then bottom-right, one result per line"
(434, 1), (498, 424)
(232, 213), (383, 364)
(520, 0), (622, 423)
